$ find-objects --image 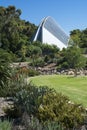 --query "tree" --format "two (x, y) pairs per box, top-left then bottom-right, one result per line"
(27, 45), (42, 67)
(80, 28), (87, 48)
(0, 6), (37, 56)
(70, 29), (81, 47)
(70, 28), (87, 49)
(0, 6), (21, 52)
(65, 46), (86, 76)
